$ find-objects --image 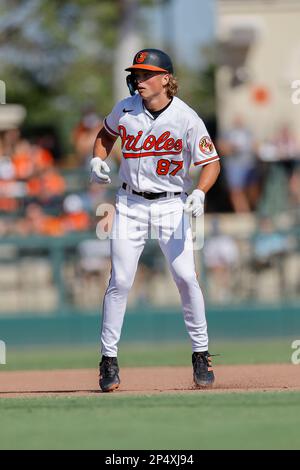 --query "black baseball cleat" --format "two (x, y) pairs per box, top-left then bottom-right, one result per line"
(192, 351), (215, 388)
(99, 356), (120, 393)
